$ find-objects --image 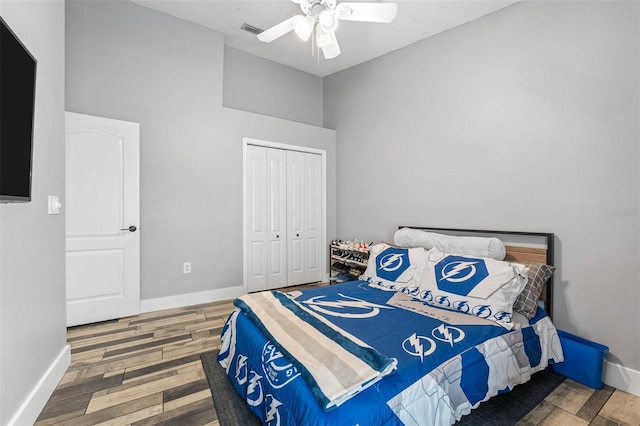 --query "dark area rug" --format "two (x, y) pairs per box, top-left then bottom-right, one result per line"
(455, 367), (566, 425)
(201, 350), (565, 426)
(201, 351), (261, 426)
